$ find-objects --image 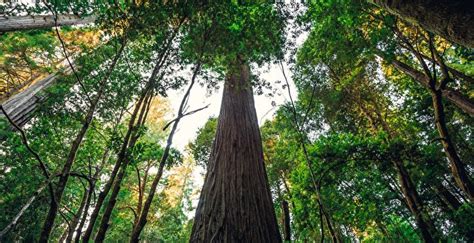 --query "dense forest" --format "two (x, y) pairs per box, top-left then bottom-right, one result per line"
(0, 0), (473, 242)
